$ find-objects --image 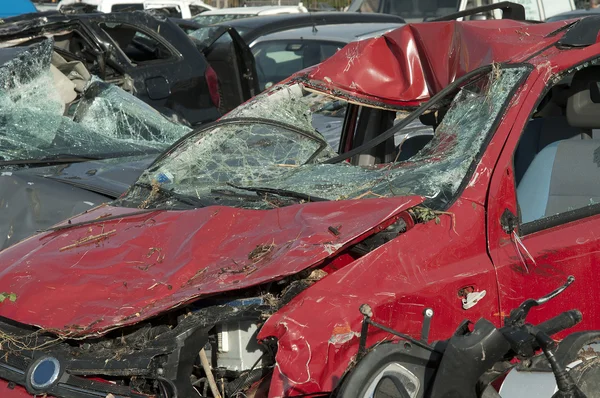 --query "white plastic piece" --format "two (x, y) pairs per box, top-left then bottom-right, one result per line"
(219, 326), (229, 353)
(462, 290), (486, 310)
(217, 321), (265, 371)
